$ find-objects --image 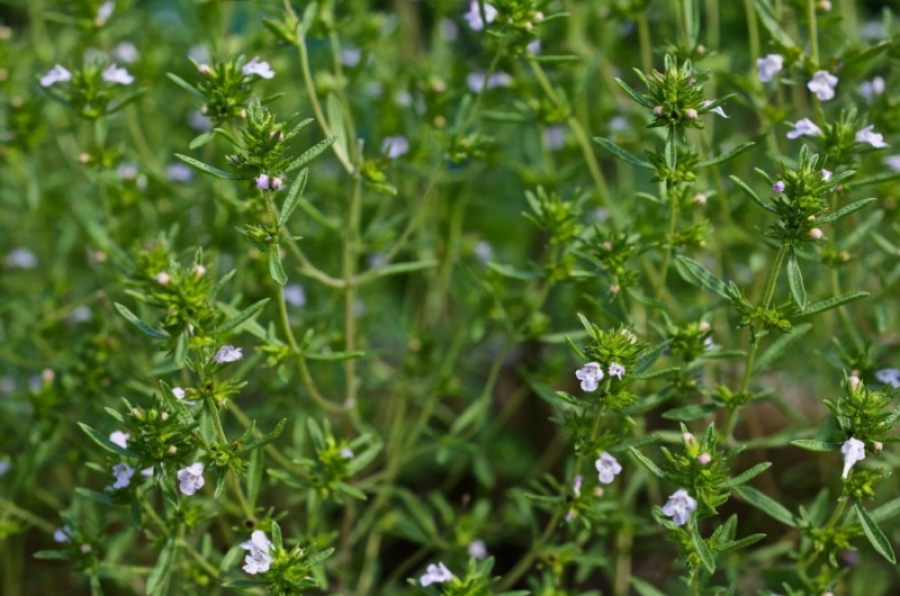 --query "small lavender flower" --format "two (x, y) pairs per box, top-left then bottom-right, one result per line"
(787, 118), (822, 139)
(543, 125), (566, 150)
(381, 135), (410, 159)
(527, 39), (541, 55)
(701, 100), (729, 118)
(463, 1), (497, 31)
(661, 488), (697, 526)
(111, 462), (134, 489)
(595, 452), (622, 484)
(113, 41), (139, 63)
(53, 525), (73, 543)
(886, 156), (900, 172)
(340, 447), (354, 459)
(255, 174), (271, 190)
(166, 162), (193, 182)
(575, 362), (604, 392)
(109, 431), (130, 448)
(756, 54), (783, 83)
(466, 71), (512, 93)
(240, 530), (274, 574)
(573, 474), (583, 496)
(177, 462), (205, 496)
(807, 70), (838, 101)
(102, 63), (134, 85)
(875, 368), (900, 388)
(242, 56), (275, 79)
(341, 47), (361, 67)
(283, 284), (306, 308)
(468, 539), (487, 559)
(608, 362), (626, 380)
(474, 240), (493, 264)
(172, 387), (186, 400)
(96, 1), (115, 23)
(420, 562), (454, 586)
(855, 125), (889, 149)
(773, 181), (785, 193)
(841, 438), (865, 478)
(820, 169), (832, 181)
(40, 64), (72, 87)
(0, 459), (10, 477)
(5, 247), (38, 269)
(214, 345), (243, 363)
(698, 453), (712, 465)
(859, 76), (885, 102)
